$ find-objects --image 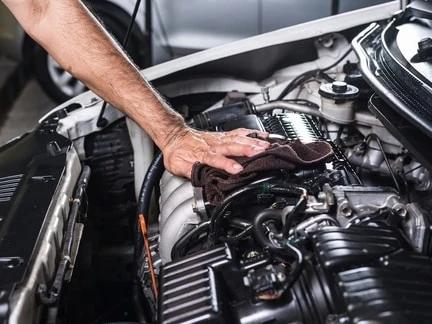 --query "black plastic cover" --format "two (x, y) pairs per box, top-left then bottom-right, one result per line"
(312, 226), (410, 271)
(337, 252), (432, 323)
(352, 4), (432, 138)
(0, 129), (71, 321)
(220, 114), (265, 132)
